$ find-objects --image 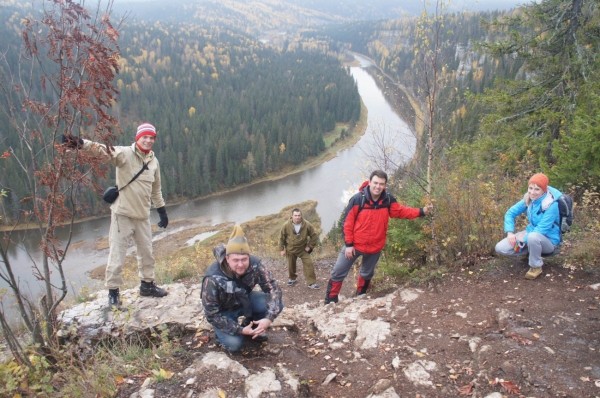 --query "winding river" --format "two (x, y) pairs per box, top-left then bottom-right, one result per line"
(1, 54), (415, 296)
